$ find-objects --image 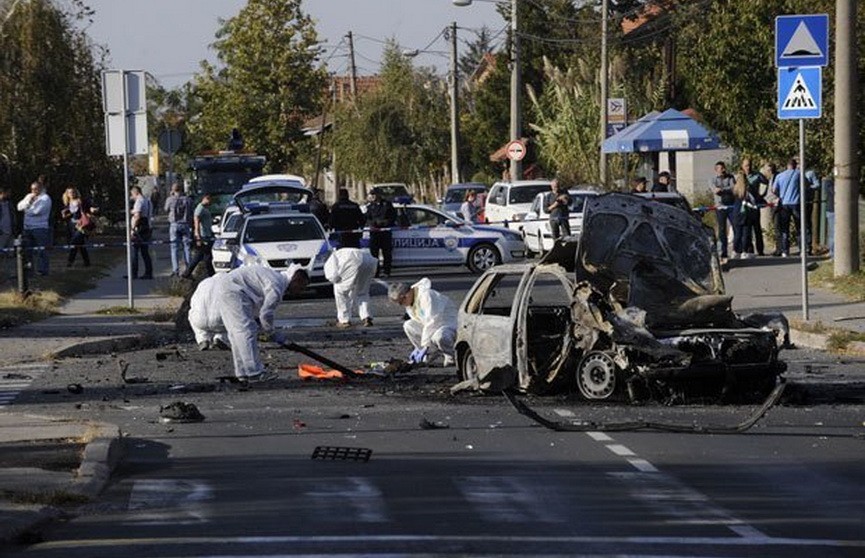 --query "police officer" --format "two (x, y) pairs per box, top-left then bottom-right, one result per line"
(329, 188), (365, 249)
(366, 189), (396, 277)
